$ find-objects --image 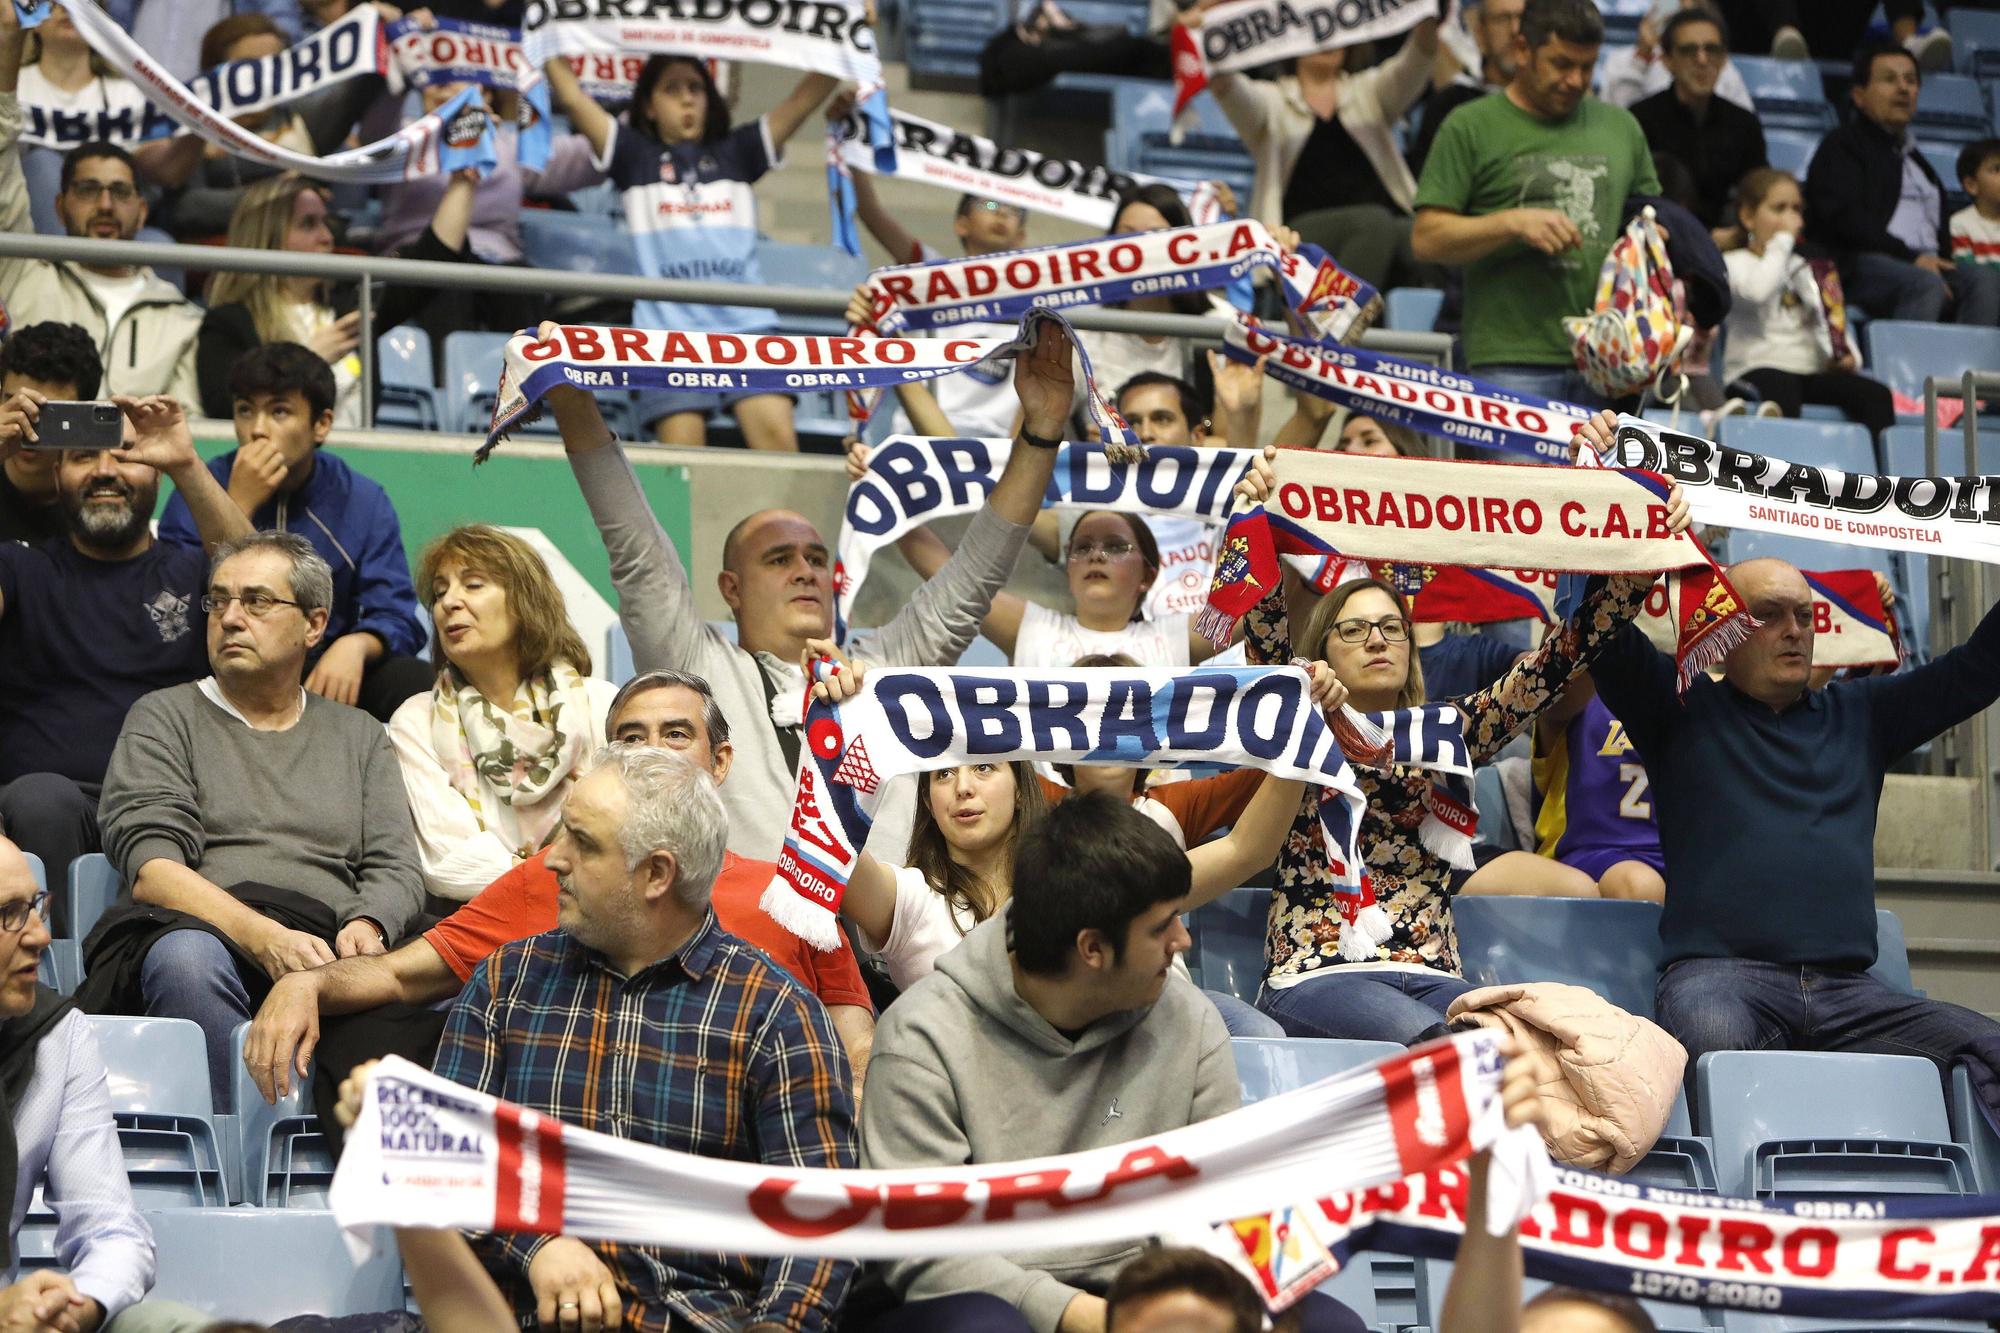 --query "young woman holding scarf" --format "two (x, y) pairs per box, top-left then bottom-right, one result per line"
(1229, 437), (1691, 1044)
